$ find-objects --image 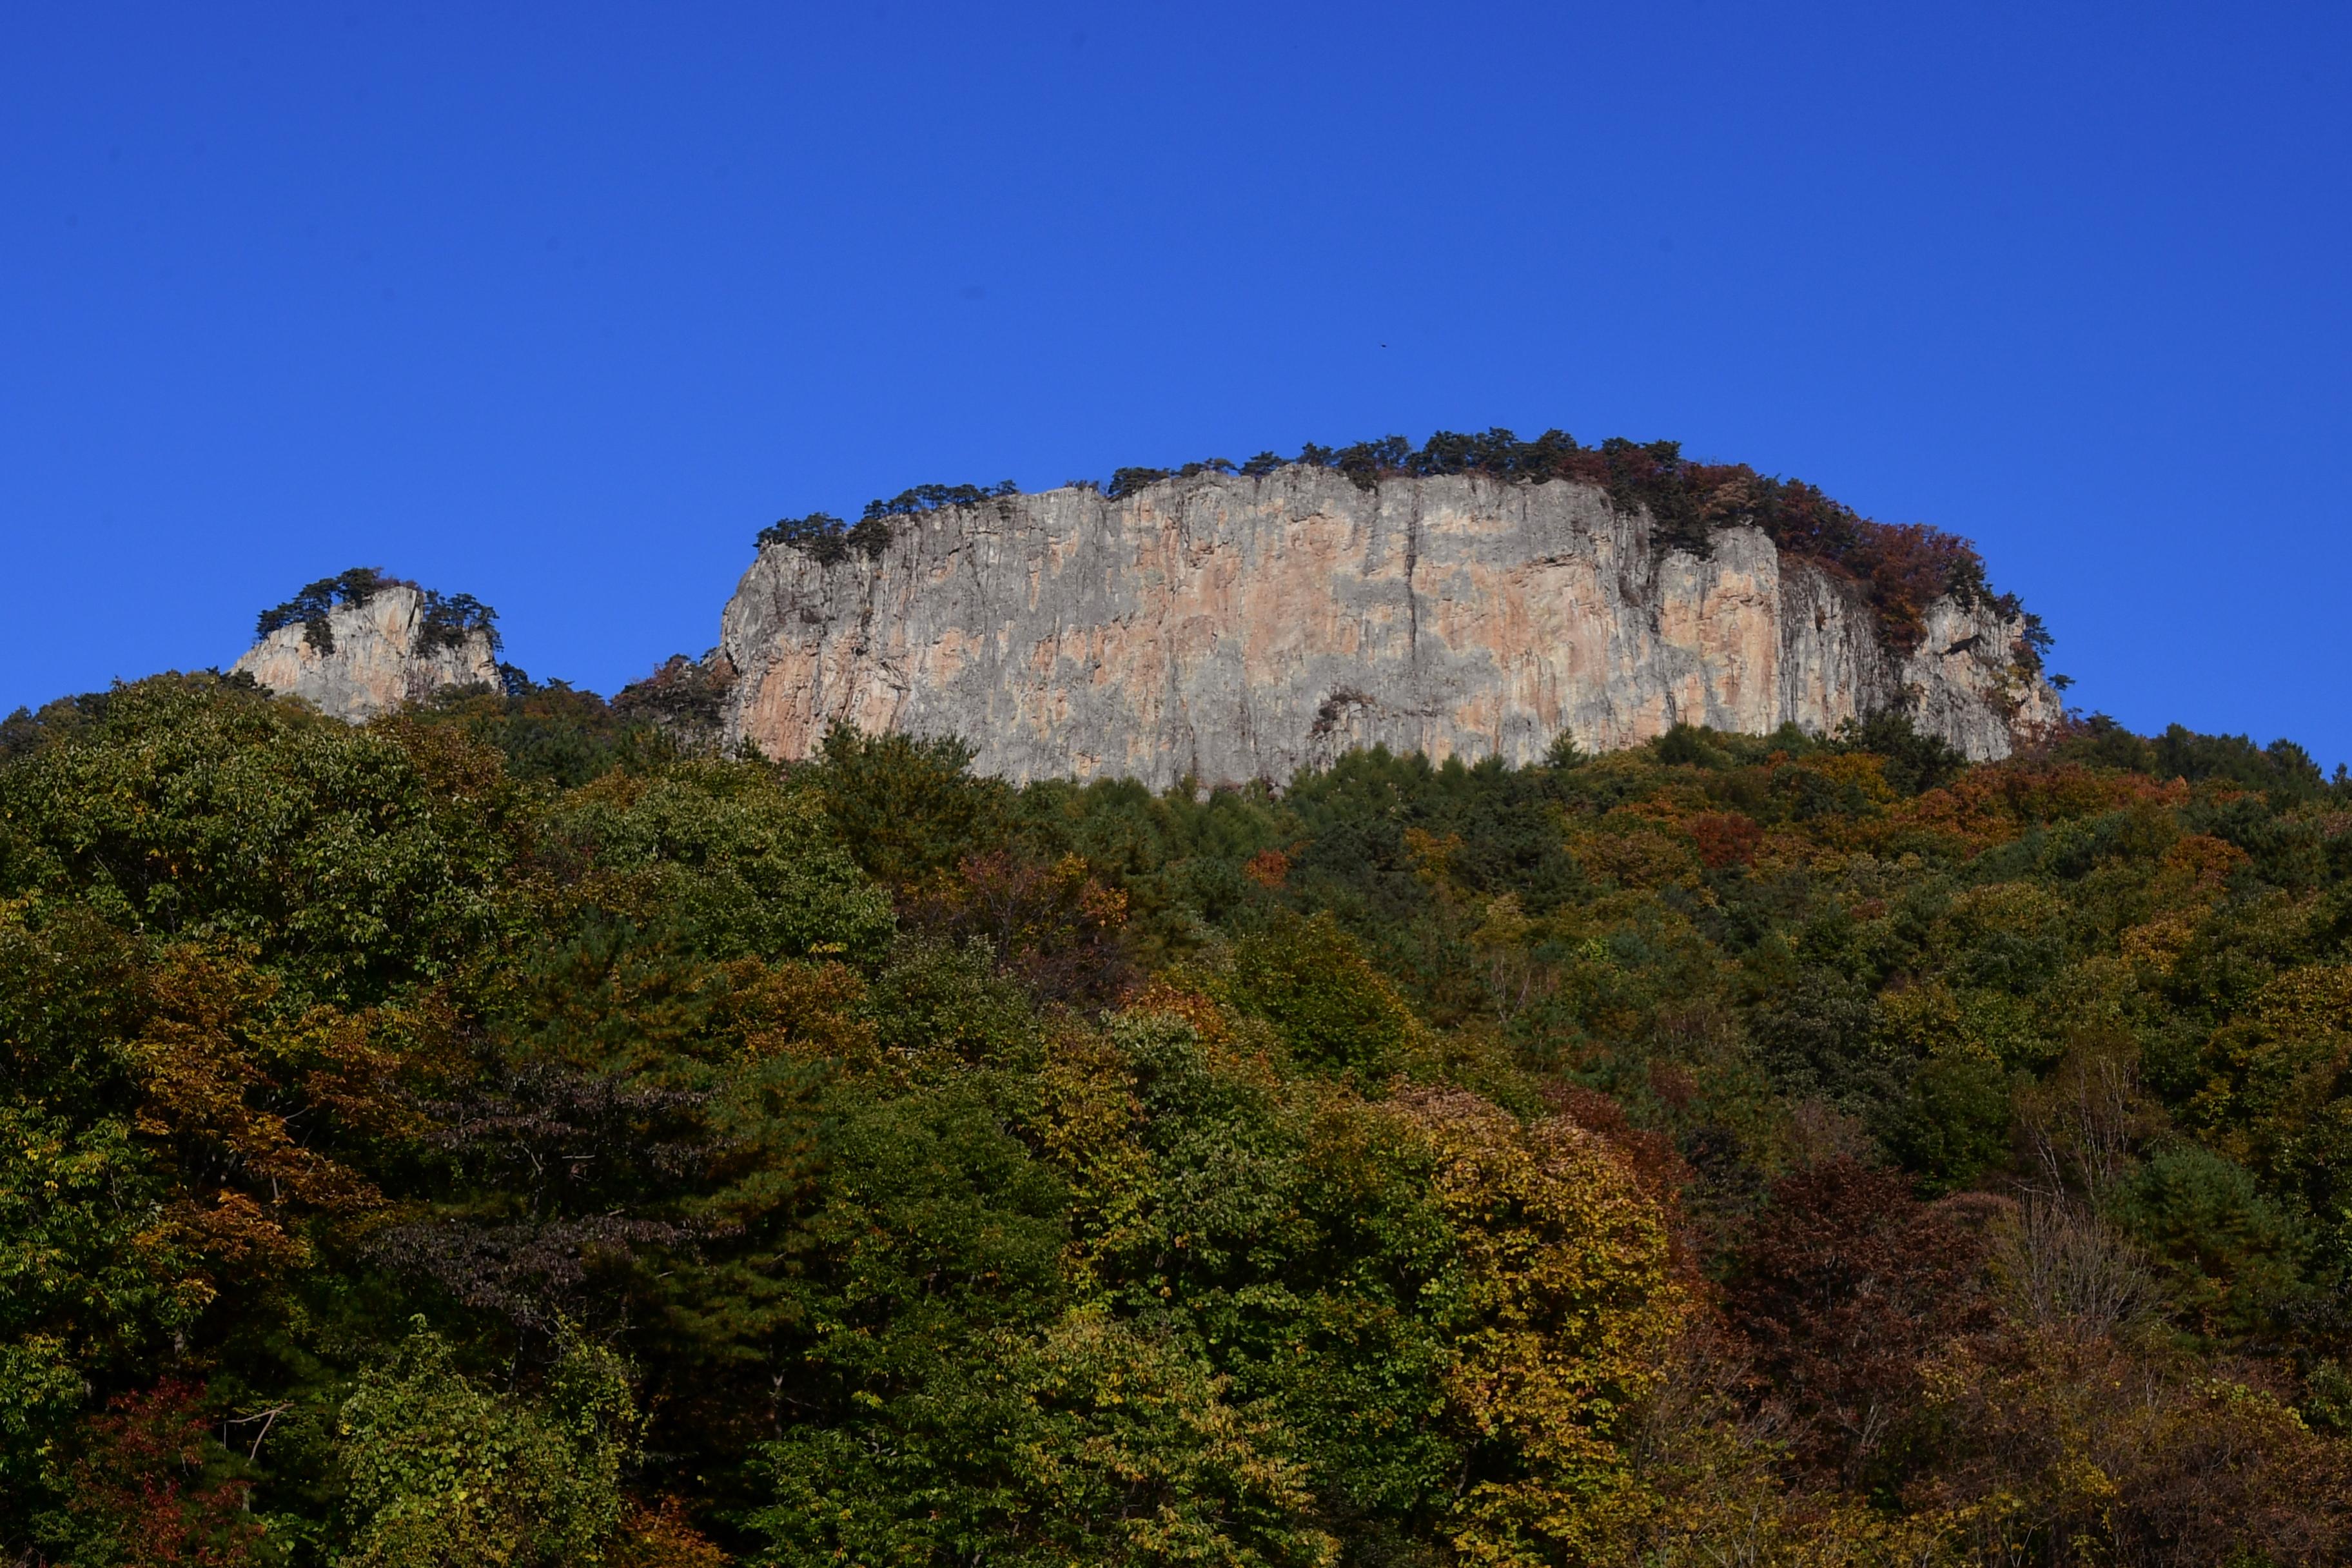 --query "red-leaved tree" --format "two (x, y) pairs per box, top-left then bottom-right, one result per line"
(1725, 1158), (1994, 1486)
